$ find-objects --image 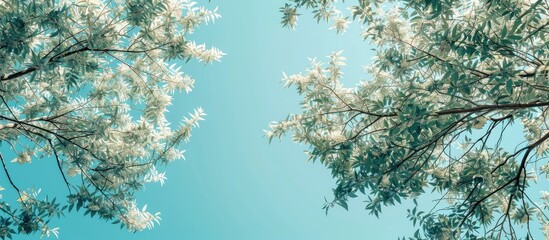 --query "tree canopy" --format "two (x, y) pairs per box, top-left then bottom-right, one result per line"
(0, 0), (222, 238)
(270, 0), (548, 238)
